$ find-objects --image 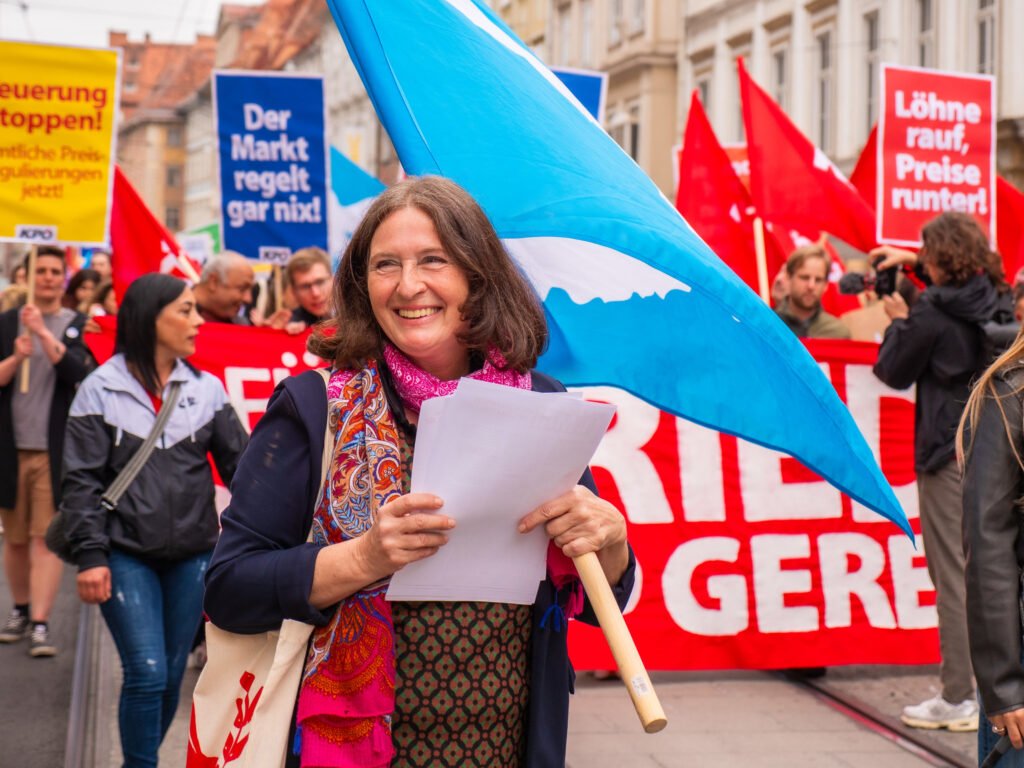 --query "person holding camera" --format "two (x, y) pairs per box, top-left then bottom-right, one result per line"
(873, 212), (1008, 733)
